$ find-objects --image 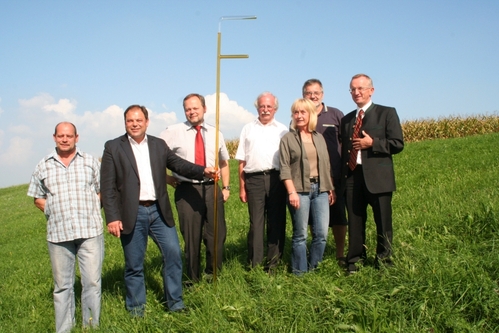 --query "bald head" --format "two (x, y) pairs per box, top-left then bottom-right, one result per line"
(54, 122), (77, 136)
